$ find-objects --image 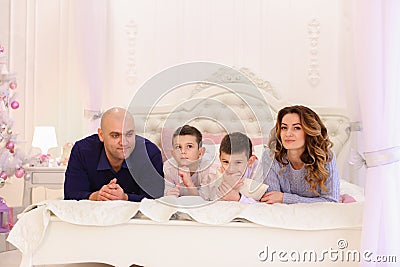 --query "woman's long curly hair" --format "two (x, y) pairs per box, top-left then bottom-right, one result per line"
(268, 105), (333, 195)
